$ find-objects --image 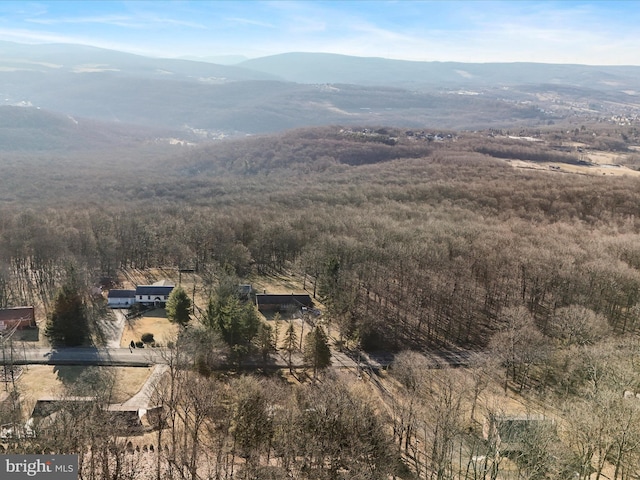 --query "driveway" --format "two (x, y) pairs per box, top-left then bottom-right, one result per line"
(99, 309), (127, 348)
(121, 364), (169, 409)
